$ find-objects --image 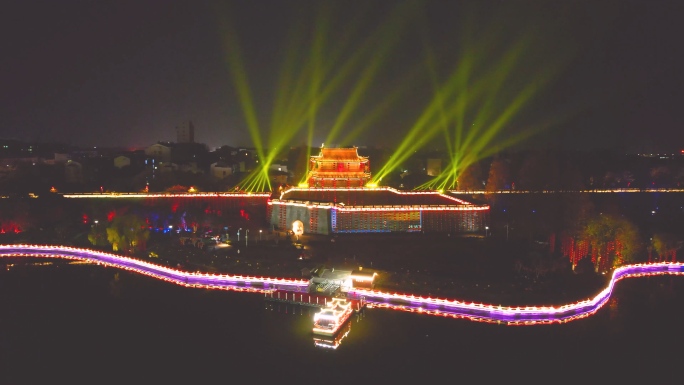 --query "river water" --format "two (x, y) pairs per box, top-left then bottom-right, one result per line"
(1, 261), (683, 384)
